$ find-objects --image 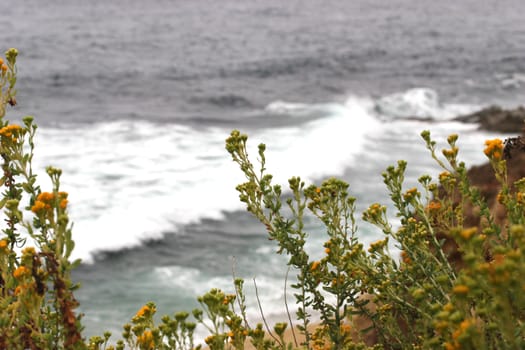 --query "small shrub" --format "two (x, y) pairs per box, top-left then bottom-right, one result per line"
(225, 128), (525, 349)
